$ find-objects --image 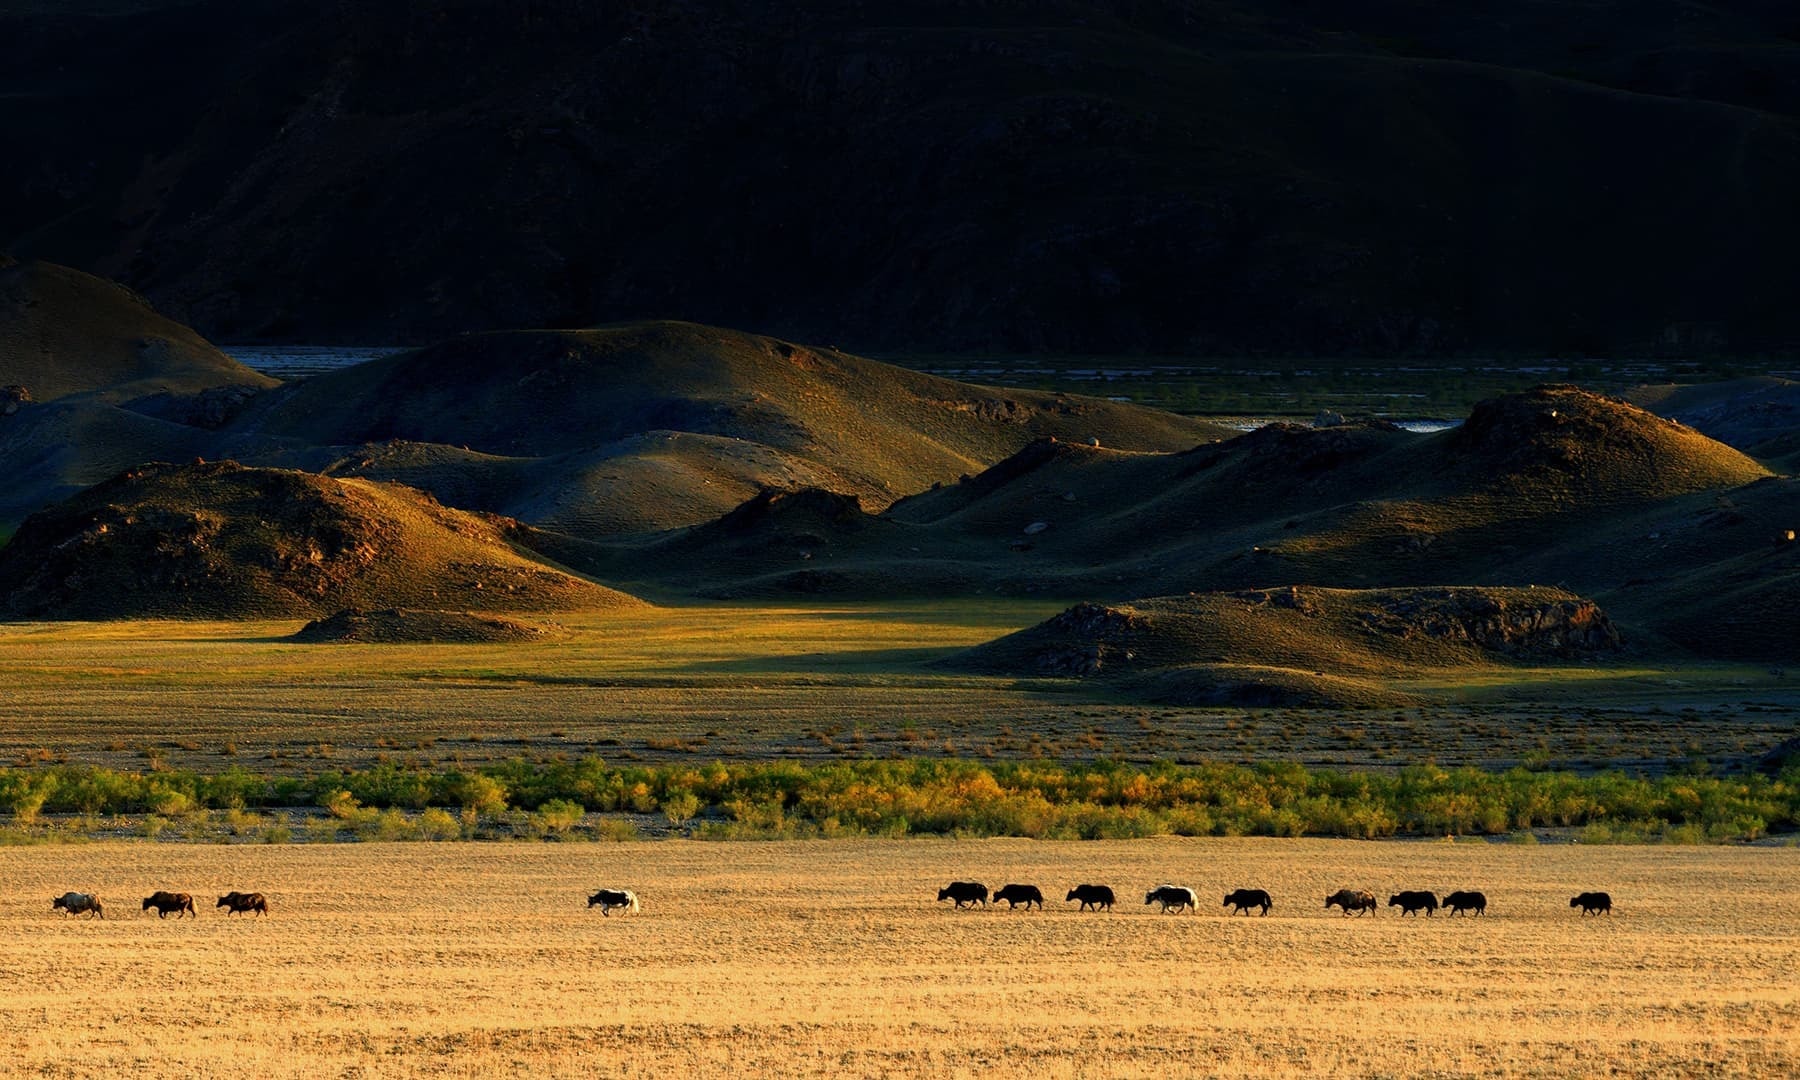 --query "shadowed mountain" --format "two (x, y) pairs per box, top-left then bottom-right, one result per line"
(950, 585), (1623, 707)
(0, 257), (275, 403)
(229, 321), (1228, 534)
(0, 461), (640, 620)
(8, 2), (1800, 354)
